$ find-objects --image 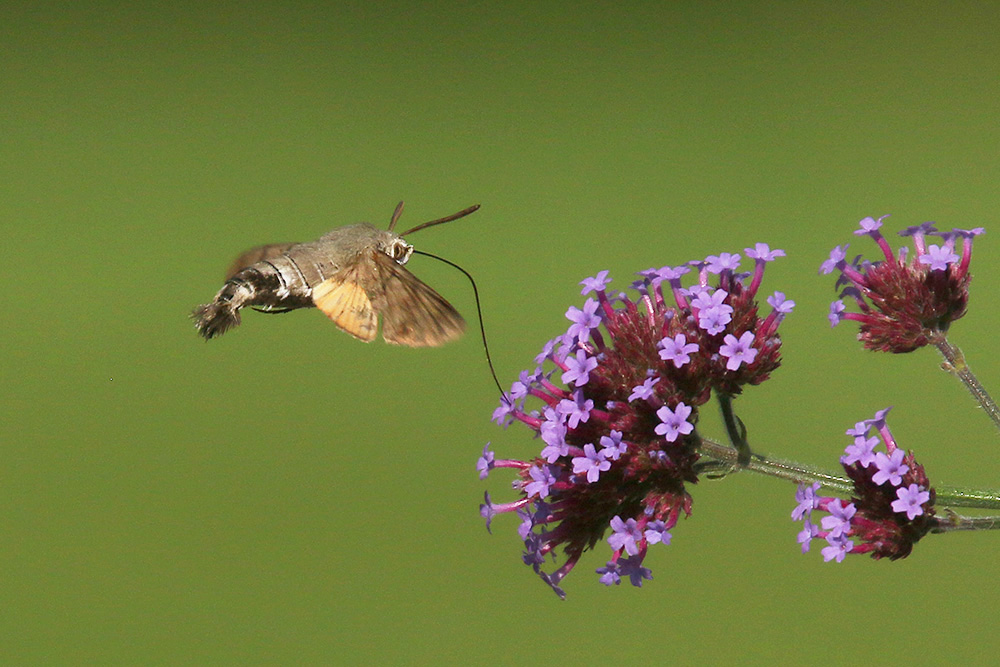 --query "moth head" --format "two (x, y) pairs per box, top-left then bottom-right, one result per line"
(383, 236), (414, 266)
